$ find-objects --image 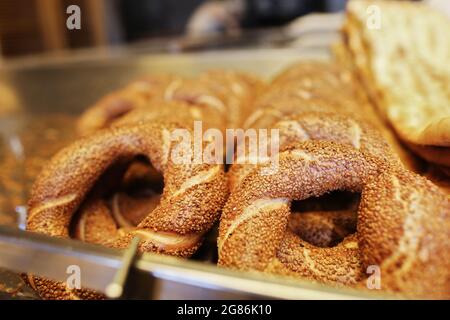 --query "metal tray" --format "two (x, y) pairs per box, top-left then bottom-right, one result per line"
(0, 48), (386, 299)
